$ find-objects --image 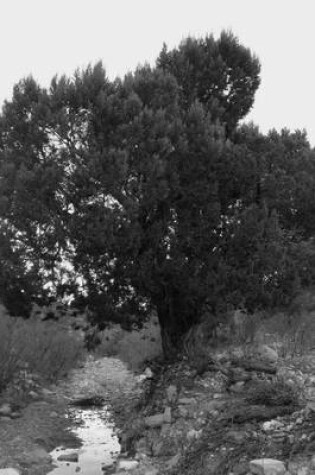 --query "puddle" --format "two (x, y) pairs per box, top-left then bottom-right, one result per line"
(48, 405), (121, 474)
